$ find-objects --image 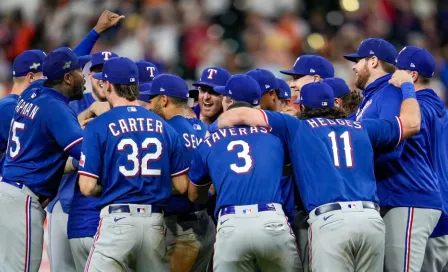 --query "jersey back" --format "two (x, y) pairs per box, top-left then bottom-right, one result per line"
(190, 126), (285, 216)
(79, 106), (189, 208)
(164, 116), (207, 215)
